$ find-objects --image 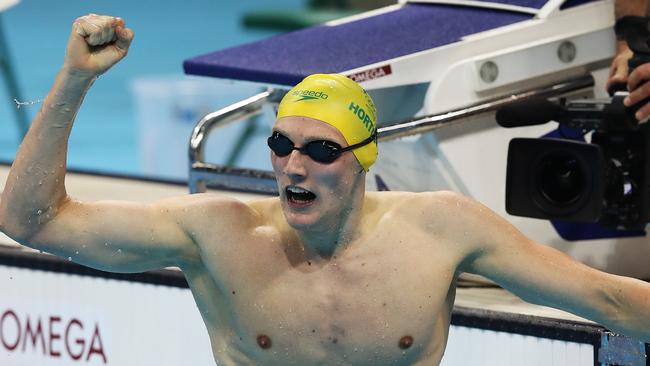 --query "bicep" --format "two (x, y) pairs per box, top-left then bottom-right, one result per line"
(468, 235), (611, 320)
(28, 197), (199, 273)
(449, 194), (613, 322)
